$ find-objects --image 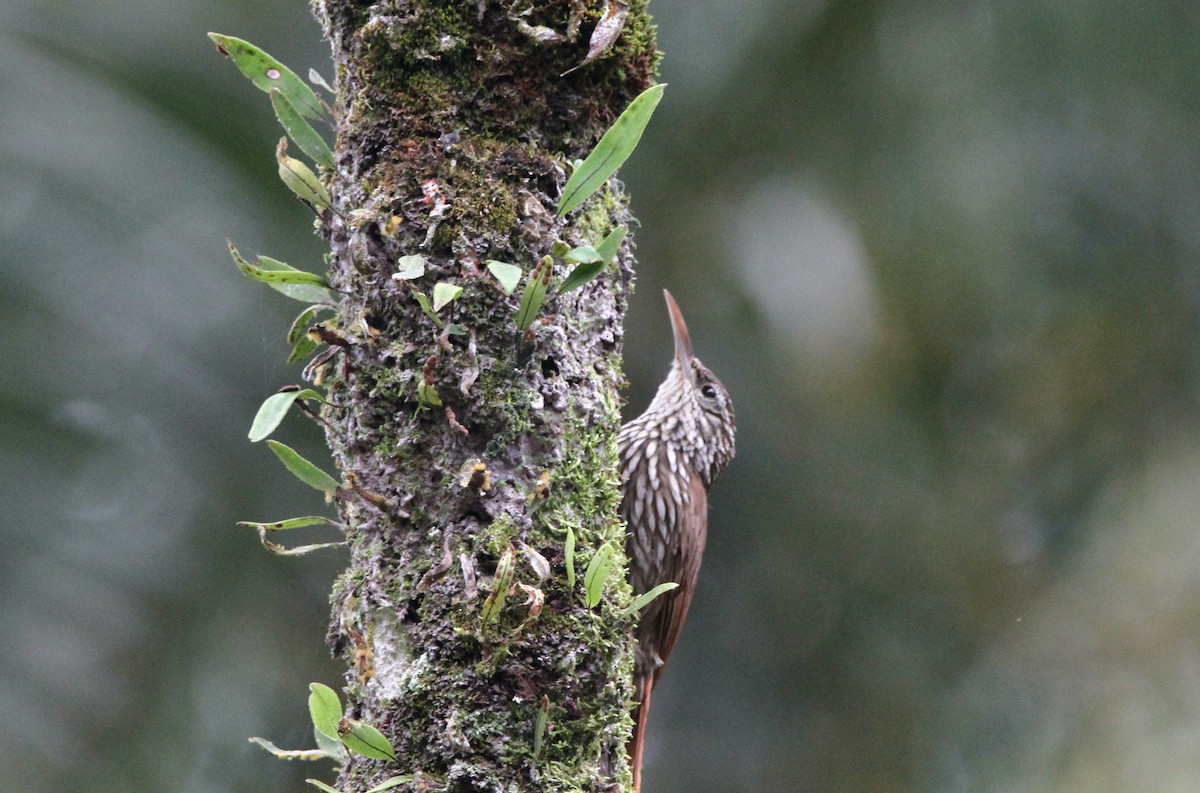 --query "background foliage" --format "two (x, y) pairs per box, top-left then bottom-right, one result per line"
(5, 1), (1200, 791)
